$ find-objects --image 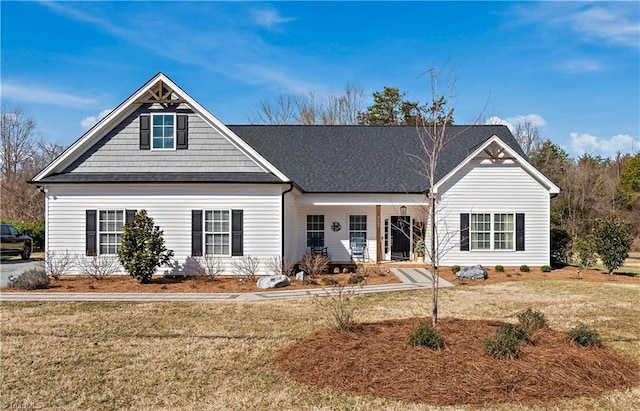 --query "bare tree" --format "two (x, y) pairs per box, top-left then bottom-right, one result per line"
(513, 119), (543, 157)
(412, 67), (479, 325)
(0, 107), (38, 176)
(251, 83), (366, 125)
